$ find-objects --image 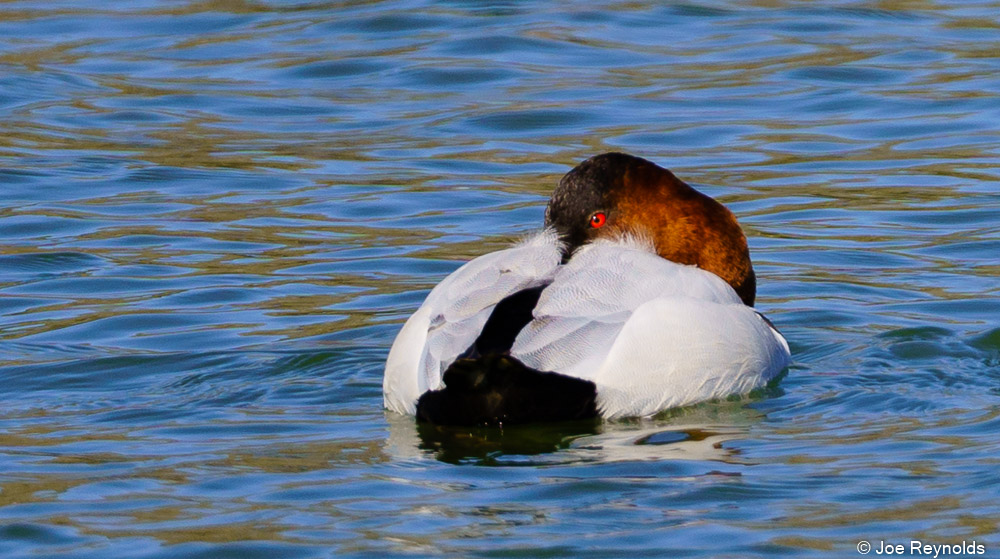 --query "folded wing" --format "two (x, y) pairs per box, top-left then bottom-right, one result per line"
(510, 236), (790, 417)
(383, 230), (562, 414)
